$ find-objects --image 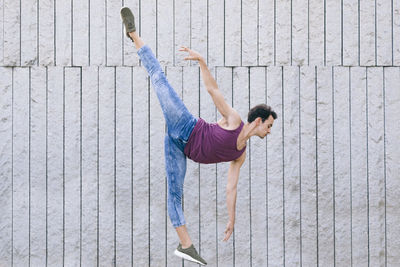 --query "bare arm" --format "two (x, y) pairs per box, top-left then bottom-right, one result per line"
(179, 46), (238, 121)
(223, 150), (246, 241)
